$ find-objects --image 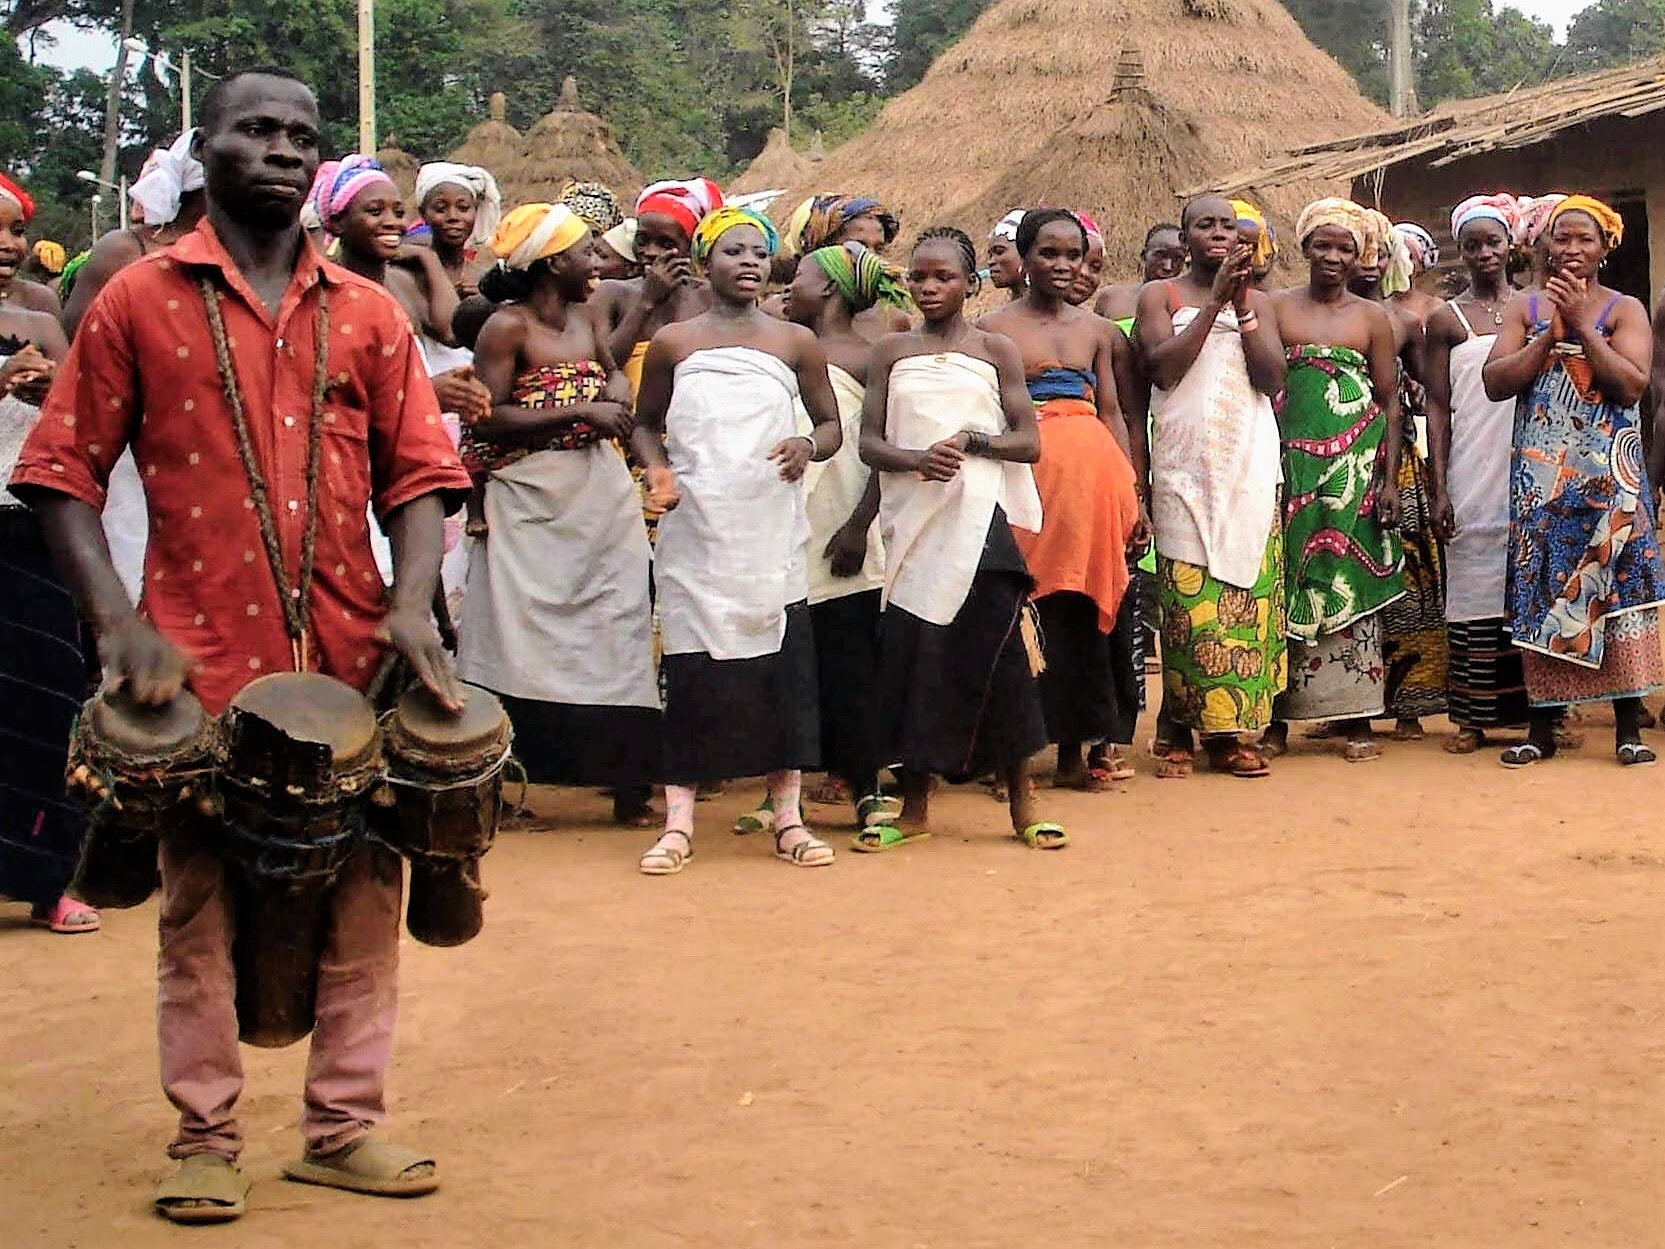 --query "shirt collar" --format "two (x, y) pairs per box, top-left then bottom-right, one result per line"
(171, 217), (342, 327)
